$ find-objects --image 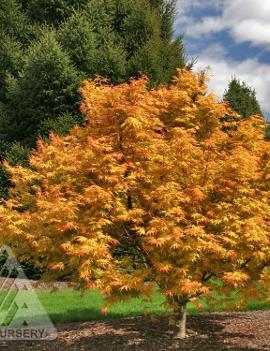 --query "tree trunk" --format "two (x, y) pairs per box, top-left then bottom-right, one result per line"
(175, 301), (187, 339)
